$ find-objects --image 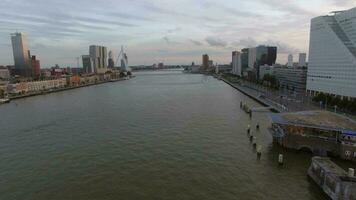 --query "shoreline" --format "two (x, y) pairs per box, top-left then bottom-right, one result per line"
(4, 77), (131, 102)
(216, 75), (282, 113)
